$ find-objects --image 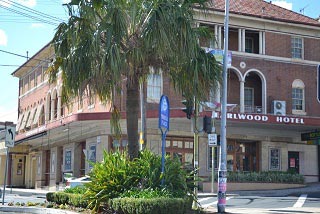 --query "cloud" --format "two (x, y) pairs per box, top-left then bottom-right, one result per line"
(272, 1), (293, 10)
(17, 0), (37, 8)
(0, 29), (8, 46)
